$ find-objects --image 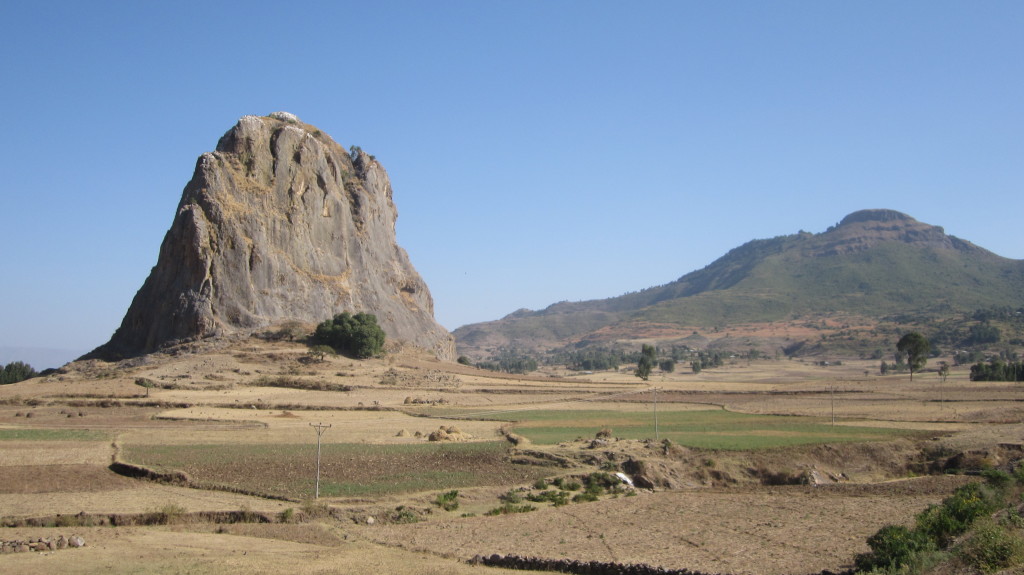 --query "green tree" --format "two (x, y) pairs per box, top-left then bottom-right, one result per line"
(659, 359), (676, 373)
(896, 332), (930, 381)
(634, 344), (656, 381)
(306, 345), (336, 363)
(312, 312), (386, 359)
(0, 361), (38, 385)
